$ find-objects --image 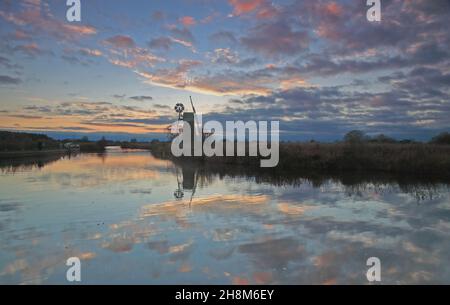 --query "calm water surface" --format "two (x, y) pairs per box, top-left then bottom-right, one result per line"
(1, 150), (450, 284)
